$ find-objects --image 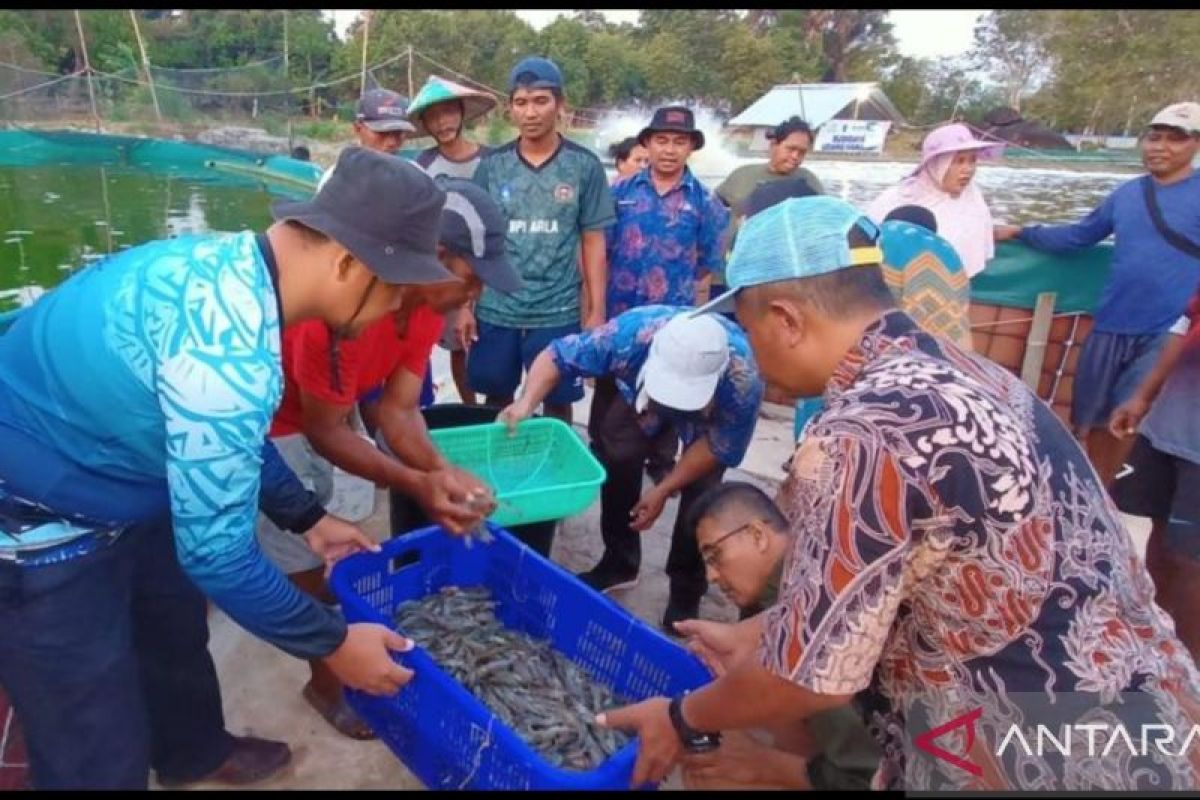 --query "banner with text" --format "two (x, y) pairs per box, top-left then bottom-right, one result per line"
(814, 120), (891, 155)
